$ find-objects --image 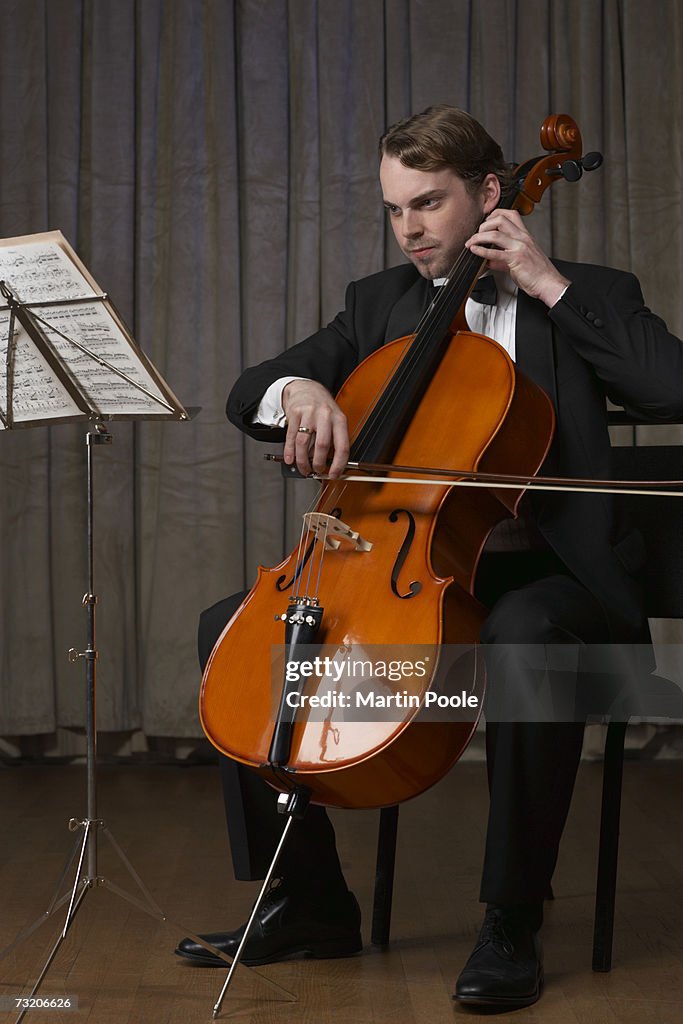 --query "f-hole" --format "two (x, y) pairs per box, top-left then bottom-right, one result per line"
(389, 508), (422, 599)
